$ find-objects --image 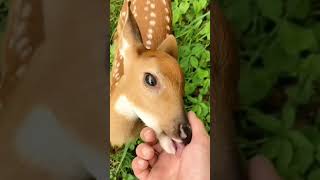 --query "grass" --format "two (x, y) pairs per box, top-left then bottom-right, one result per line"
(219, 0), (320, 179)
(109, 0), (211, 179)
